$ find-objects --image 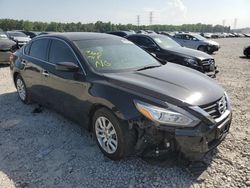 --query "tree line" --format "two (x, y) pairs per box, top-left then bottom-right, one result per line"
(0, 19), (231, 33)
